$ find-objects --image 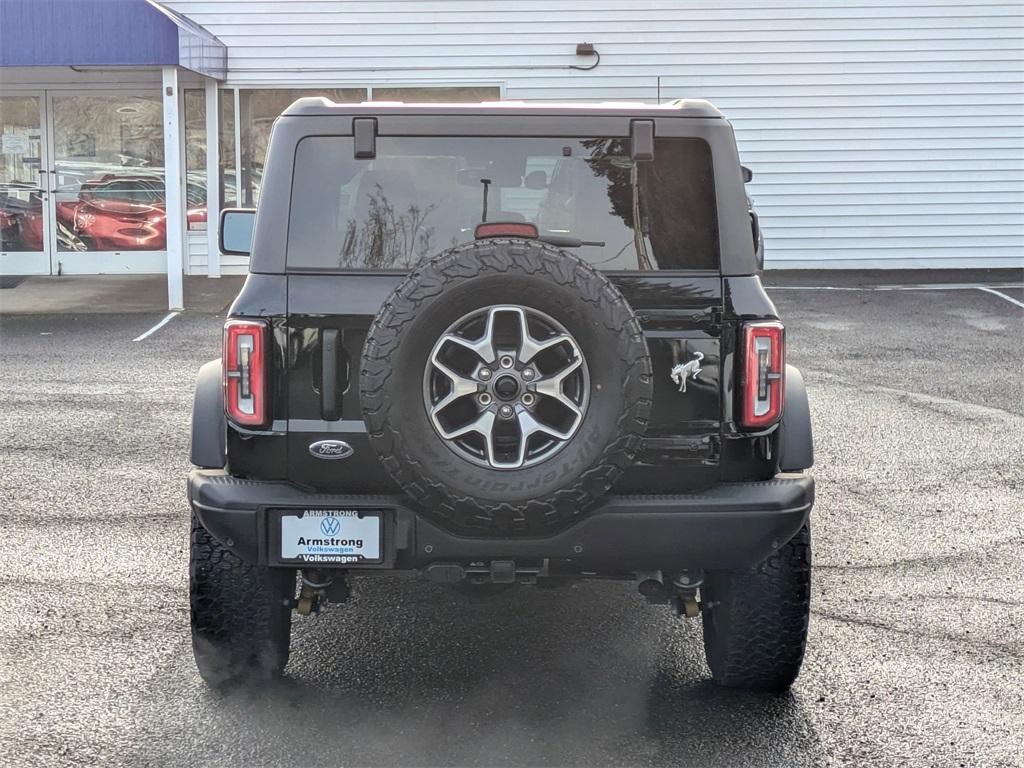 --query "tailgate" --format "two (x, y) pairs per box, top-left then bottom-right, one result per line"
(282, 273), (722, 494)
